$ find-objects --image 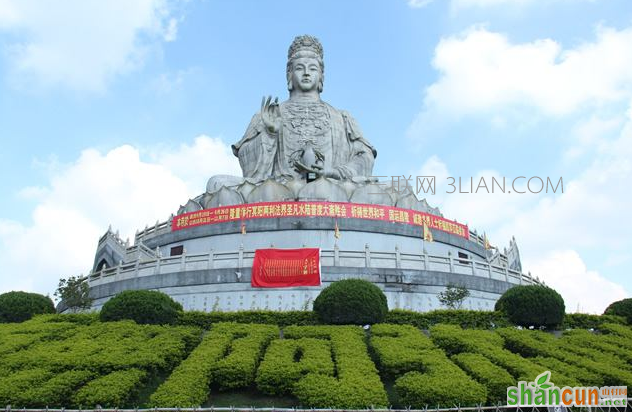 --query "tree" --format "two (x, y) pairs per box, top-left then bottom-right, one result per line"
(55, 276), (94, 312)
(438, 283), (470, 309)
